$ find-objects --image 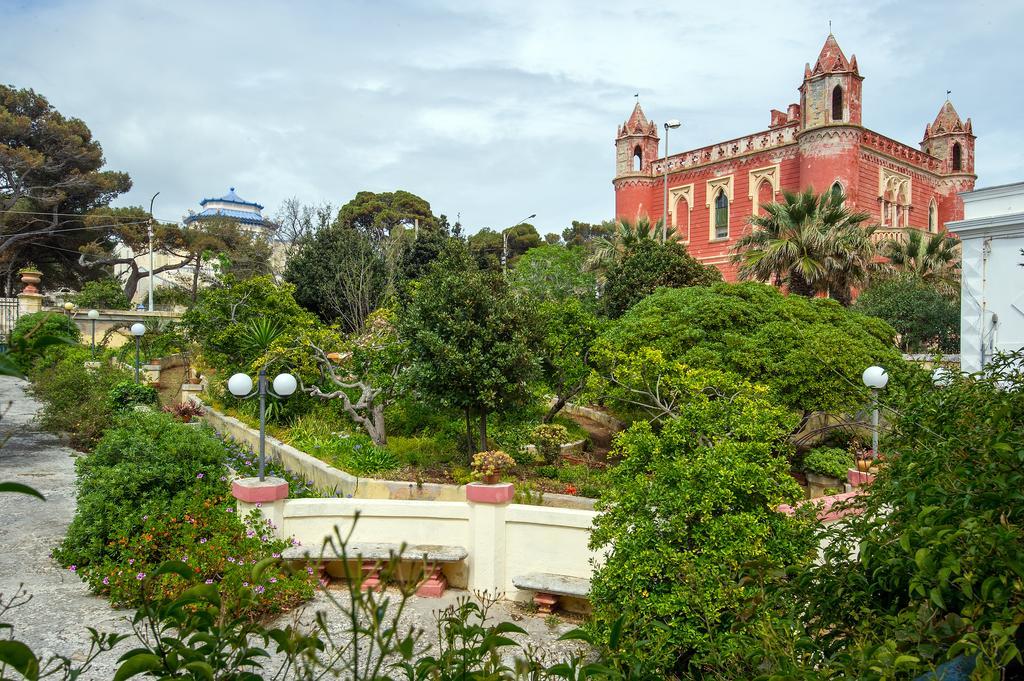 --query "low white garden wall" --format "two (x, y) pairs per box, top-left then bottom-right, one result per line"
(199, 401), (596, 510)
(241, 493), (599, 603)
